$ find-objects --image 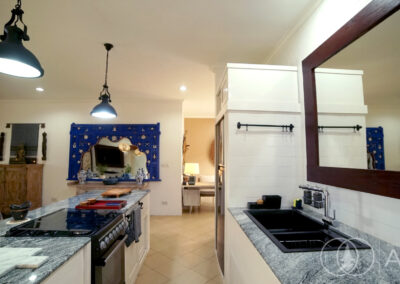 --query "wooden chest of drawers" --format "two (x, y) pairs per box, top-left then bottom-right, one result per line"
(0, 164), (43, 217)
